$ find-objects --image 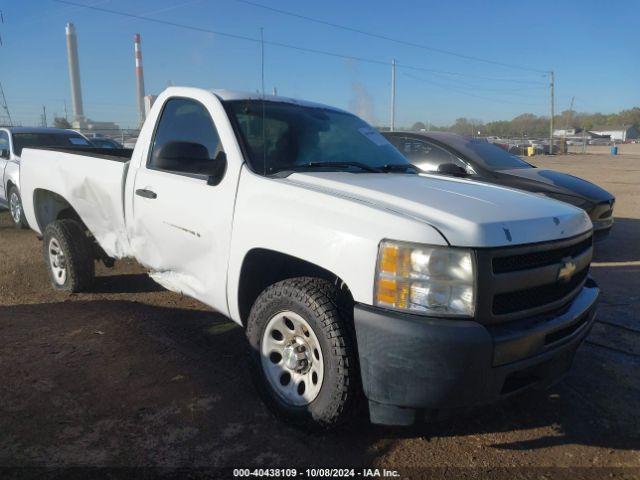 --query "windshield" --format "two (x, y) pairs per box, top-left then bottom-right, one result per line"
(226, 100), (411, 174)
(12, 132), (91, 156)
(464, 139), (532, 170)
